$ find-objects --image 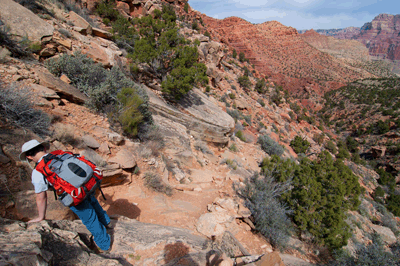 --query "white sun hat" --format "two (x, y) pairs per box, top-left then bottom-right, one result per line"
(19, 139), (50, 161)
